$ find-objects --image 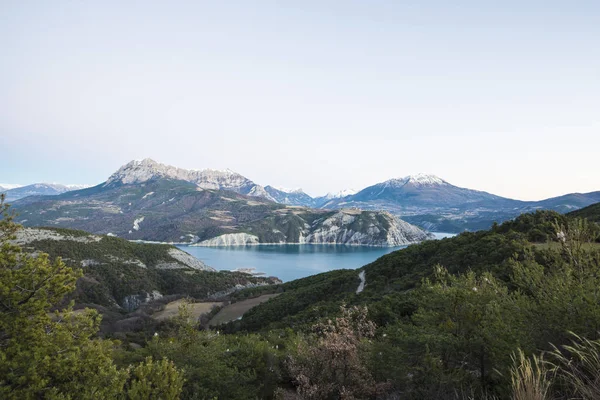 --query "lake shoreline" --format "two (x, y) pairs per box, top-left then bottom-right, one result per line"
(133, 232), (455, 247)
